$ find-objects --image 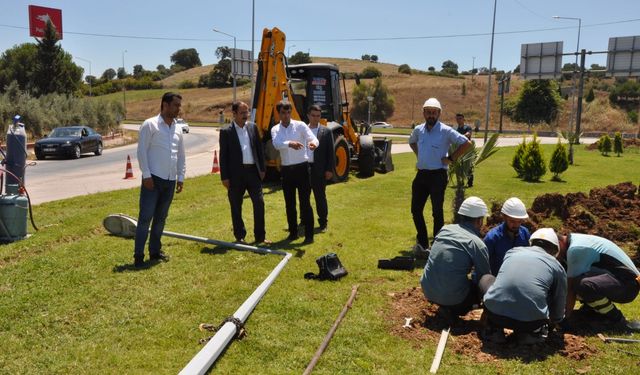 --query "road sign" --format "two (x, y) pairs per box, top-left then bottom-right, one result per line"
(28, 5), (62, 39)
(606, 36), (640, 77)
(520, 42), (563, 79)
(231, 48), (252, 78)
